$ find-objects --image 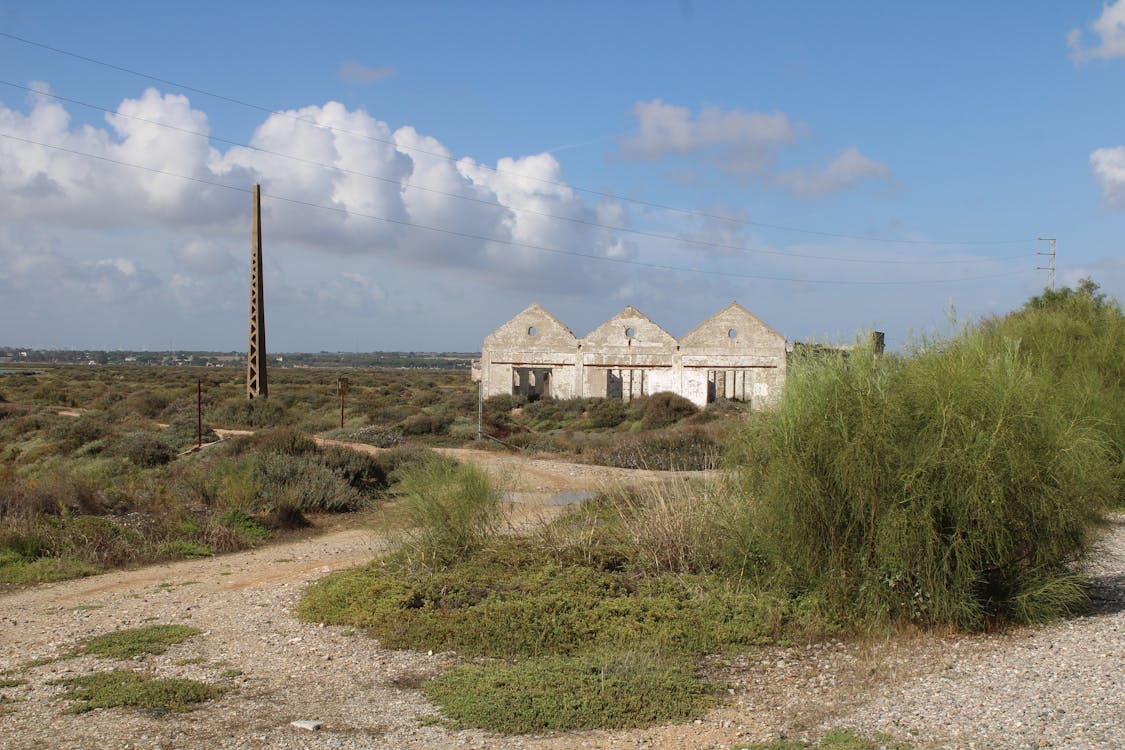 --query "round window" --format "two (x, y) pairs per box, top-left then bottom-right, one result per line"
(528, 326), (537, 337)
(625, 327), (636, 339)
(728, 328), (738, 339)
